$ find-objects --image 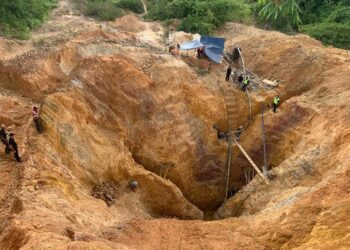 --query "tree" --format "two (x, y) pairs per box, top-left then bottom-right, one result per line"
(258, 0), (302, 30)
